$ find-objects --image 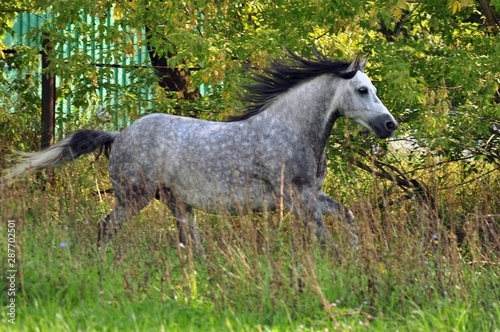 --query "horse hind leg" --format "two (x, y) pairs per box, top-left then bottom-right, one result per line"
(156, 186), (201, 250)
(97, 183), (154, 249)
